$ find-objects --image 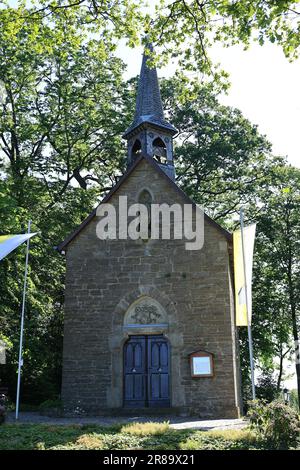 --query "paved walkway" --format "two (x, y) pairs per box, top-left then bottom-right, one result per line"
(7, 412), (246, 431)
